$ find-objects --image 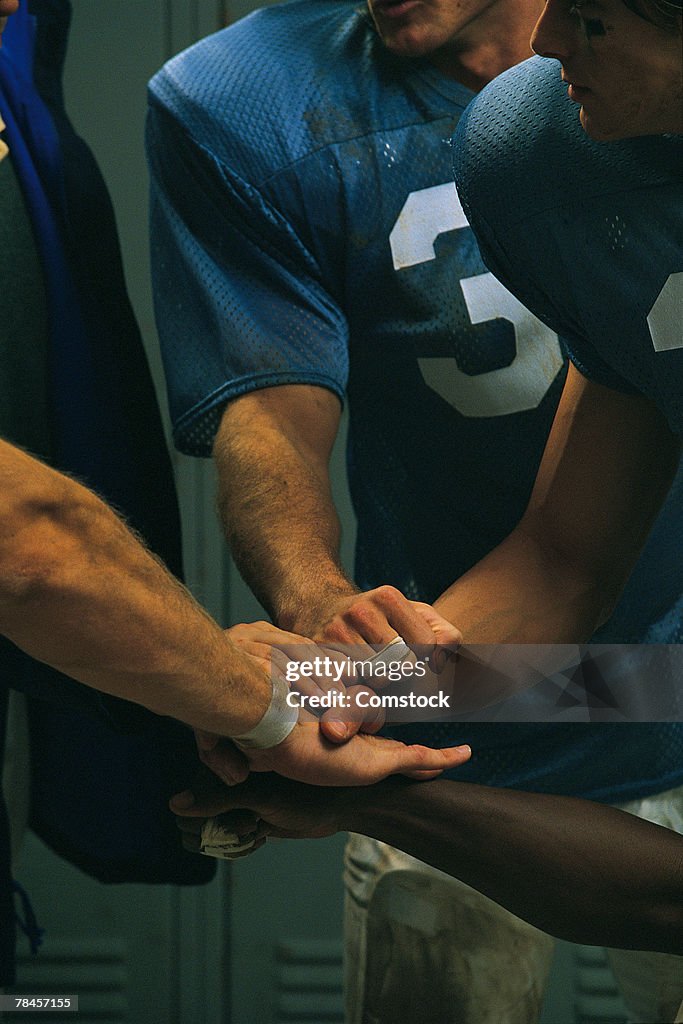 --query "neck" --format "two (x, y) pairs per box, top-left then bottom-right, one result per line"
(430, 1), (542, 92)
